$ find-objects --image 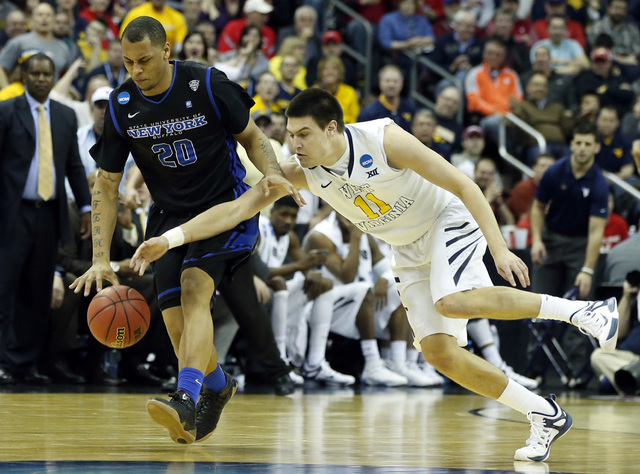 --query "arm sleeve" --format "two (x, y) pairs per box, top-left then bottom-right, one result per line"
(534, 166), (555, 204)
(208, 67), (255, 134)
(590, 174), (610, 219)
(90, 100), (131, 173)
